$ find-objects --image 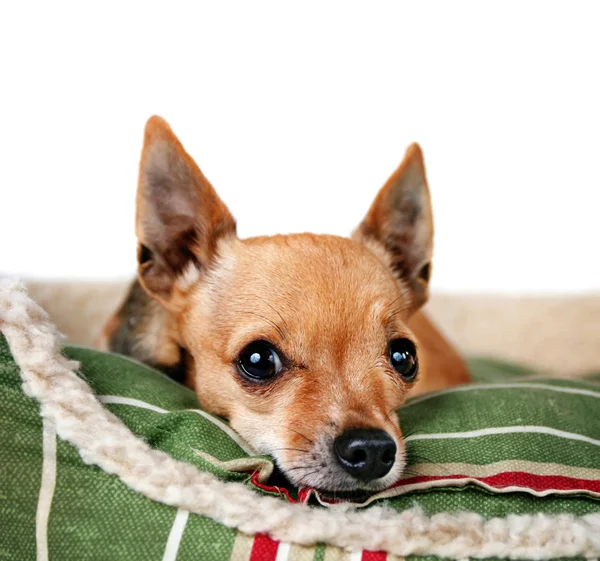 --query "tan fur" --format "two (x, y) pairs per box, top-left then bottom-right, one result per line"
(408, 311), (470, 395)
(103, 116), (470, 493)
